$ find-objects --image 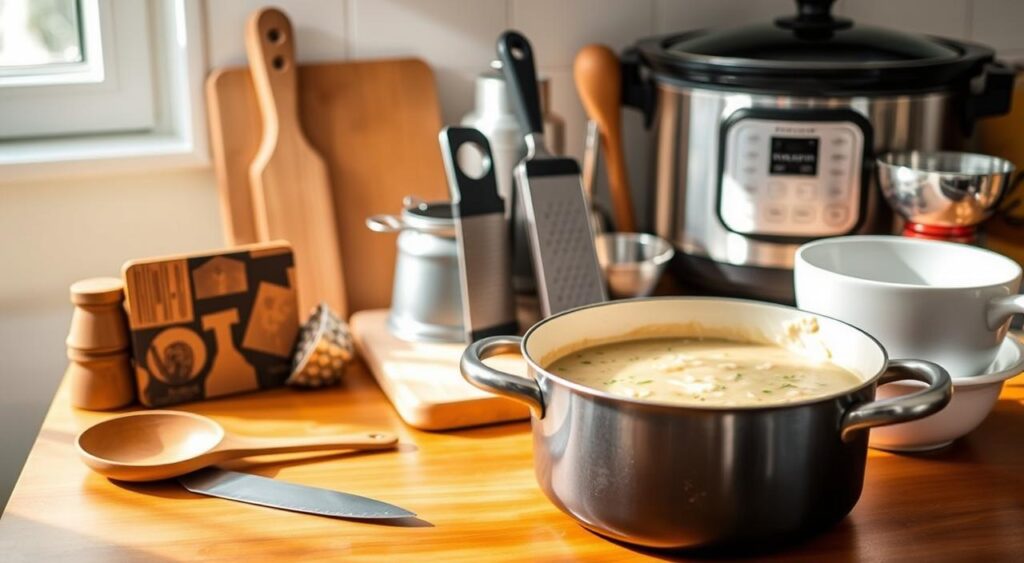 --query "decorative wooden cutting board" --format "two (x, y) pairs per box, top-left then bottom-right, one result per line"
(350, 309), (530, 431)
(206, 57), (449, 315)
